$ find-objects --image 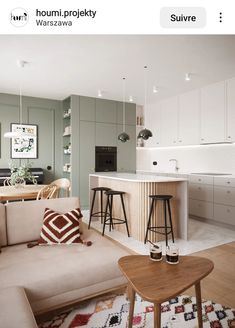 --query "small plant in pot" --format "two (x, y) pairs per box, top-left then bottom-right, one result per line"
(8, 161), (37, 187)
